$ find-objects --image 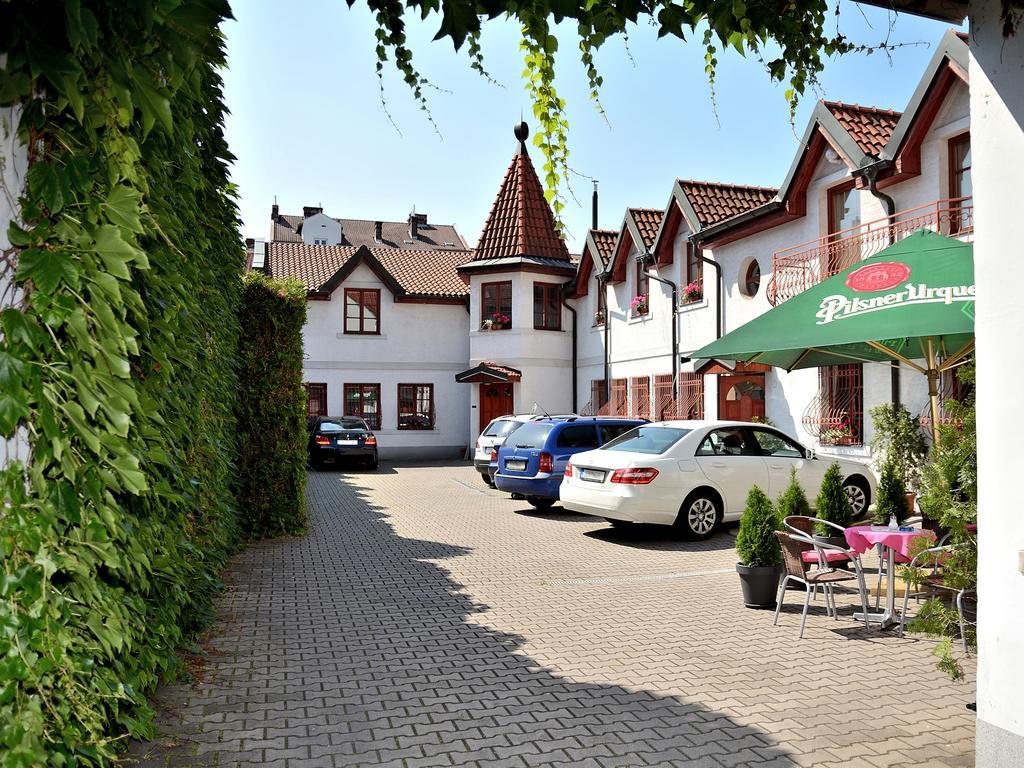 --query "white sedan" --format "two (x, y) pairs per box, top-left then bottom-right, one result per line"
(560, 420), (876, 540)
